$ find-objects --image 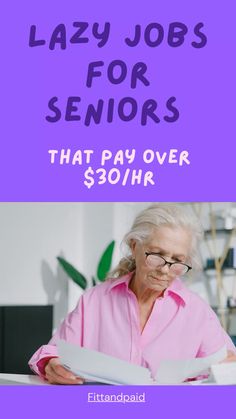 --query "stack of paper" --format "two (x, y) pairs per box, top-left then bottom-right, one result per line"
(57, 340), (227, 385)
(156, 346), (227, 384)
(210, 362), (236, 384)
(58, 340), (151, 385)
